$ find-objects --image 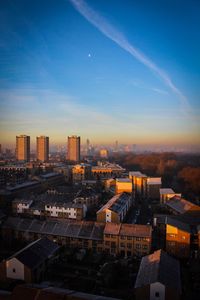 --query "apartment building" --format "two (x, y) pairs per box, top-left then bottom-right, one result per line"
(45, 201), (87, 220)
(147, 177), (162, 200)
(129, 171), (147, 197)
(97, 192), (132, 223)
(36, 136), (49, 162)
(12, 193), (87, 220)
(115, 178), (132, 194)
(1, 217), (152, 258)
(67, 135), (81, 162)
(160, 188), (181, 204)
(92, 162), (125, 179)
(72, 163), (92, 182)
(103, 222), (152, 257)
(16, 135), (30, 162)
(153, 214), (200, 259)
